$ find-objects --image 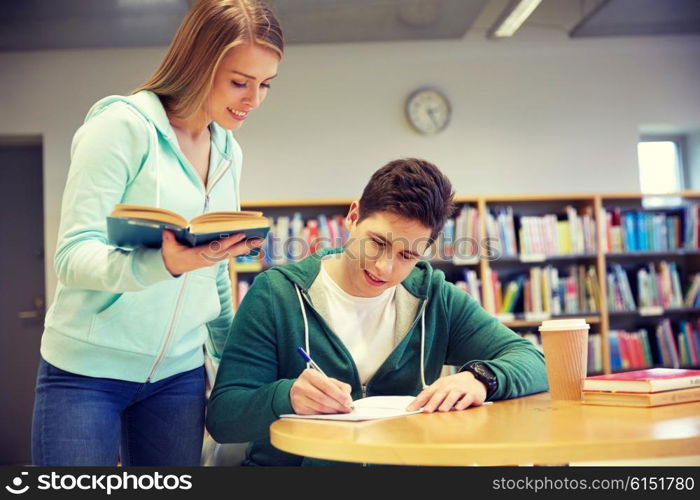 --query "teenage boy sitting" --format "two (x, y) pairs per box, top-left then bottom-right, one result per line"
(207, 158), (548, 466)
